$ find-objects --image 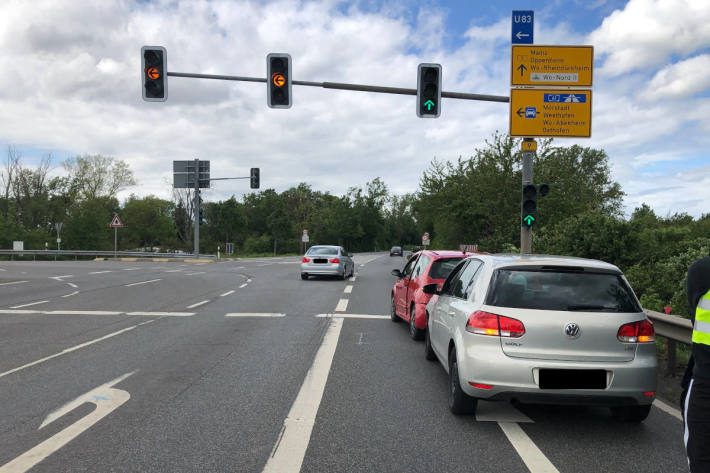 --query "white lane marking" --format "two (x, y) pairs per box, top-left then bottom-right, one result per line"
(335, 299), (349, 312)
(316, 313), (389, 319)
(654, 398), (683, 421)
(261, 317), (343, 473)
(60, 291), (79, 298)
(124, 278), (162, 287)
(126, 312), (194, 317)
(343, 285), (353, 294)
(164, 269), (183, 273)
(220, 290), (235, 297)
(88, 271), (112, 275)
(186, 300), (209, 309)
(122, 267), (140, 271)
(50, 275), (73, 280)
(498, 422), (560, 473)
(185, 272), (205, 276)
(0, 372), (134, 473)
(225, 313), (285, 318)
(0, 325), (138, 379)
(10, 300), (49, 309)
(348, 276), (356, 282)
(67, 283), (78, 288)
(0, 268), (6, 271)
(239, 283), (248, 289)
(247, 279), (253, 283)
(475, 401), (533, 423)
(0, 280), (28, 286)
(236, 266), (246, 269)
